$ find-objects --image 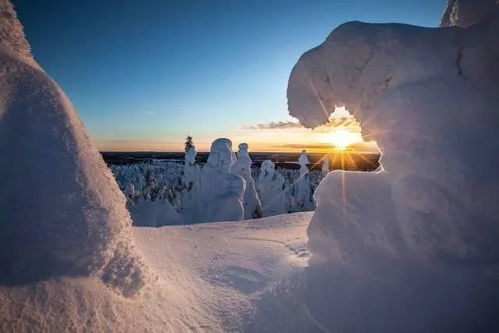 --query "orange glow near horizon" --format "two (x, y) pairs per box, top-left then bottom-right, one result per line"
(95, 107), (379, 154)
(320, 128), (363, 150)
